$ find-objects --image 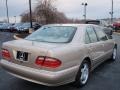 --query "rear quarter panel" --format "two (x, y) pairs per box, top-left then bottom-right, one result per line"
(103, 39), (116, 59)
(46, 43), (90, 72)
